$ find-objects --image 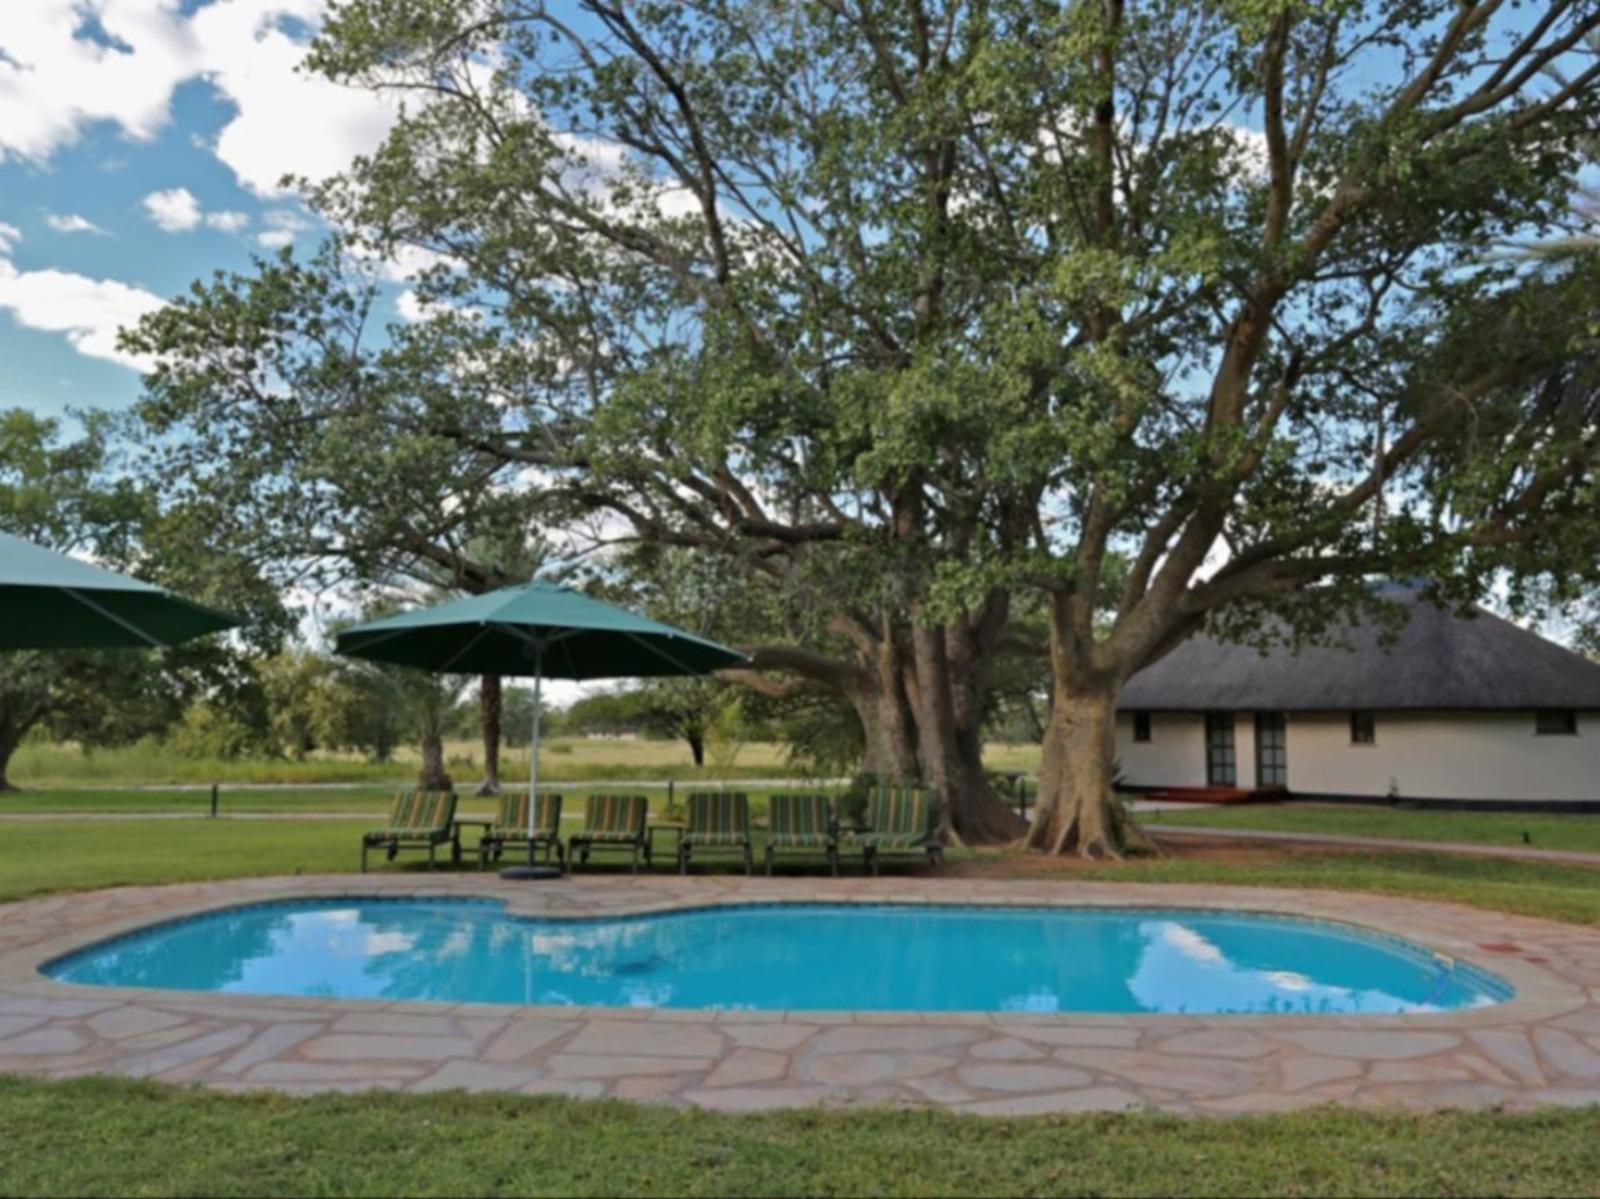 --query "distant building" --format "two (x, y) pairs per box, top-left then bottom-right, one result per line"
(1116, 588), (1600, 809)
